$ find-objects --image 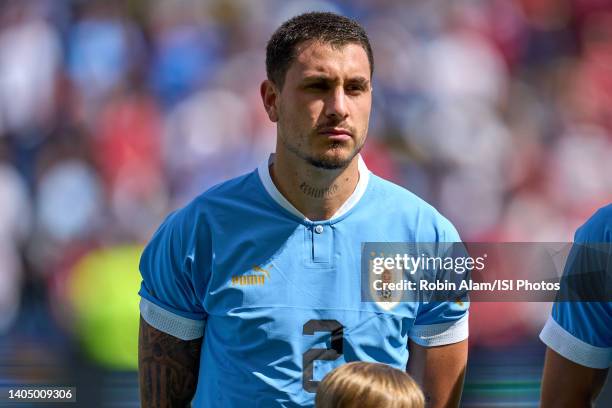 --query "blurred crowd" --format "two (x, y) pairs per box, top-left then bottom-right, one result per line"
(0, 0), (611, 370)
